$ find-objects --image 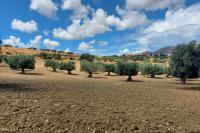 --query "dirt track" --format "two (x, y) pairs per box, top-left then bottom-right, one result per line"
(1, 60), (200, 133)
